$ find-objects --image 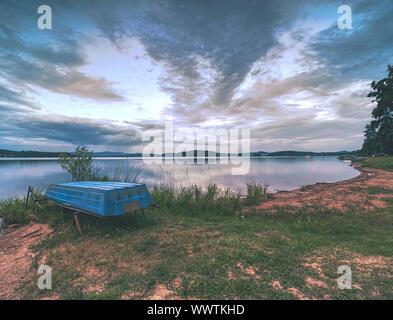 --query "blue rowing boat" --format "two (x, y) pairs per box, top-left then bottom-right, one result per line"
(45, 181), (152, 217)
